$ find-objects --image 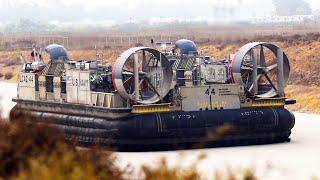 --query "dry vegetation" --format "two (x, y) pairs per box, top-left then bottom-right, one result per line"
(286, 85), (320, 113)
(0, 111), (124, 179)
(0, 110), (257, 180)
